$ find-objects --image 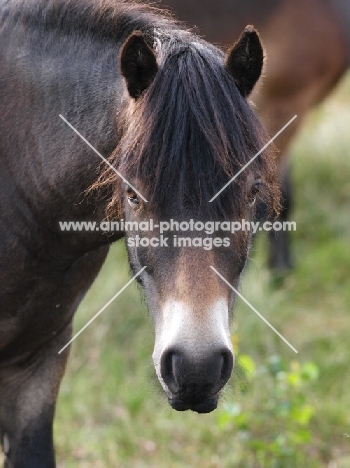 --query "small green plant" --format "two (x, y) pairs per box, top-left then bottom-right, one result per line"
(217, 354), (319, 467)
